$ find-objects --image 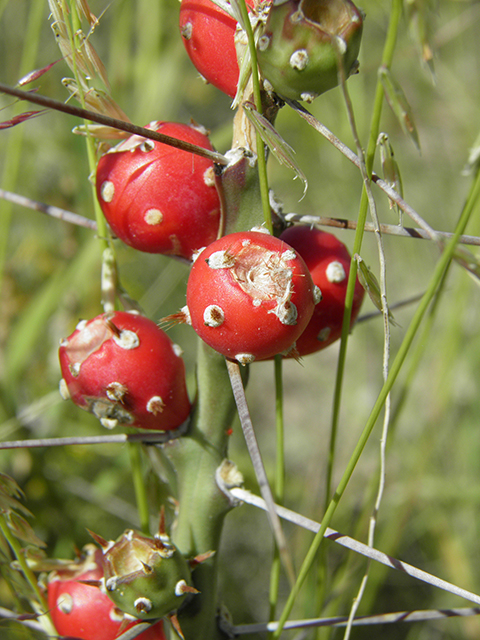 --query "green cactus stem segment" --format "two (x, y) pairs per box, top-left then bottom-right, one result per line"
(159, 340), (248, 640)
(214, 149), (266, 235)
(257, 0), (363, 102)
